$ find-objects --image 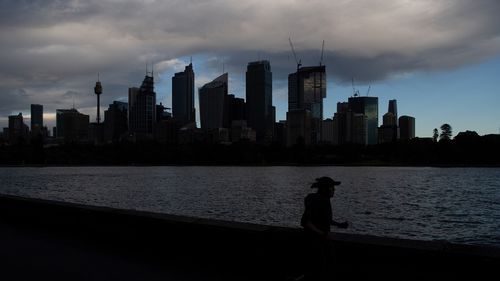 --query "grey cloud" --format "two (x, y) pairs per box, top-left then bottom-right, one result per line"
(1, 0), (500, 122)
